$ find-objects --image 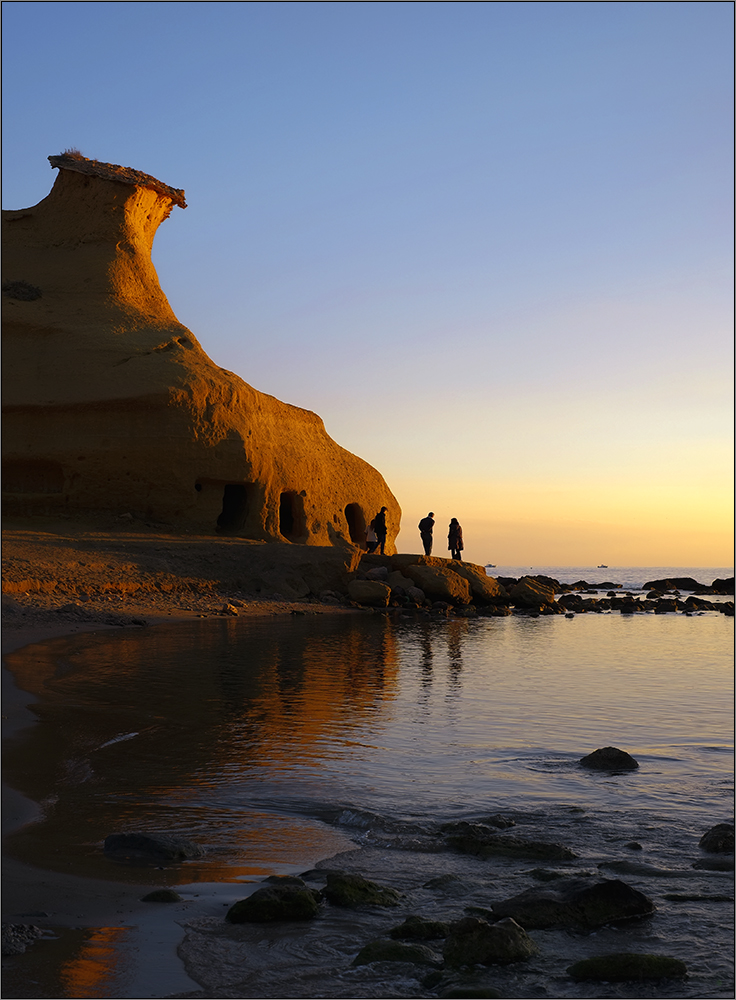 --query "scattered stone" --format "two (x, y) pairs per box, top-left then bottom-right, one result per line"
(443, 916), (539, 967)
(322, 872), (401, 907)
(390, 915), (450, 940)
(221, 603), (238, 615)
(699, 823), (734, 853)
(579, 746), (639, 770)
(226, 879), (322, 922)
(626, 841), (643, 851)
(352, 938), (442, 967)
(347, 579), (391, 607)
(491, 877), (655, 930)
(103, 832), (205, 862)
(2, 924), (43, 956)
(567, 953), (687, 982)
(141, 889), (182, 903)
